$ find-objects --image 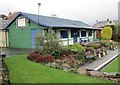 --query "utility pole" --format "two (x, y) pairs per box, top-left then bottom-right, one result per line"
(38, 3), (41, 24)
